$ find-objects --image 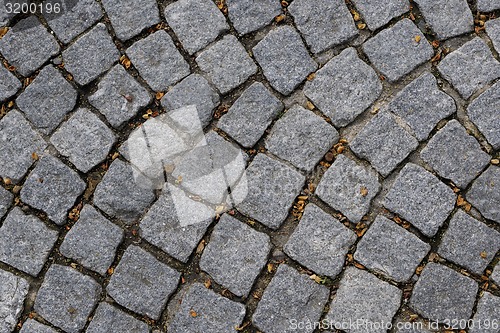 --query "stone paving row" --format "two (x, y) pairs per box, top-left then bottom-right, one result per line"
(0, 0), (499, 333)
